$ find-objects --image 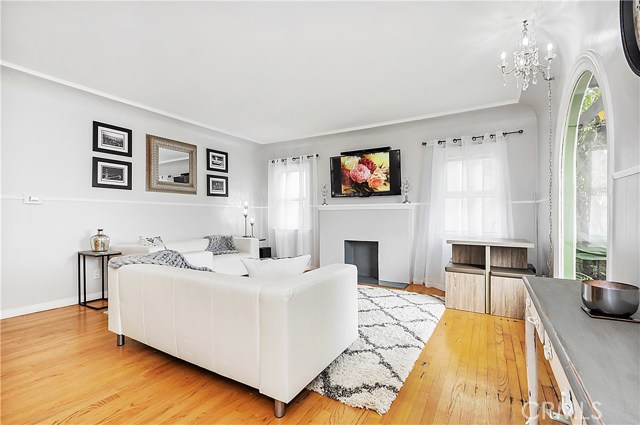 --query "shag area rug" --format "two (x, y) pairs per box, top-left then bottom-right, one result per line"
(307, 286), (445, 414)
